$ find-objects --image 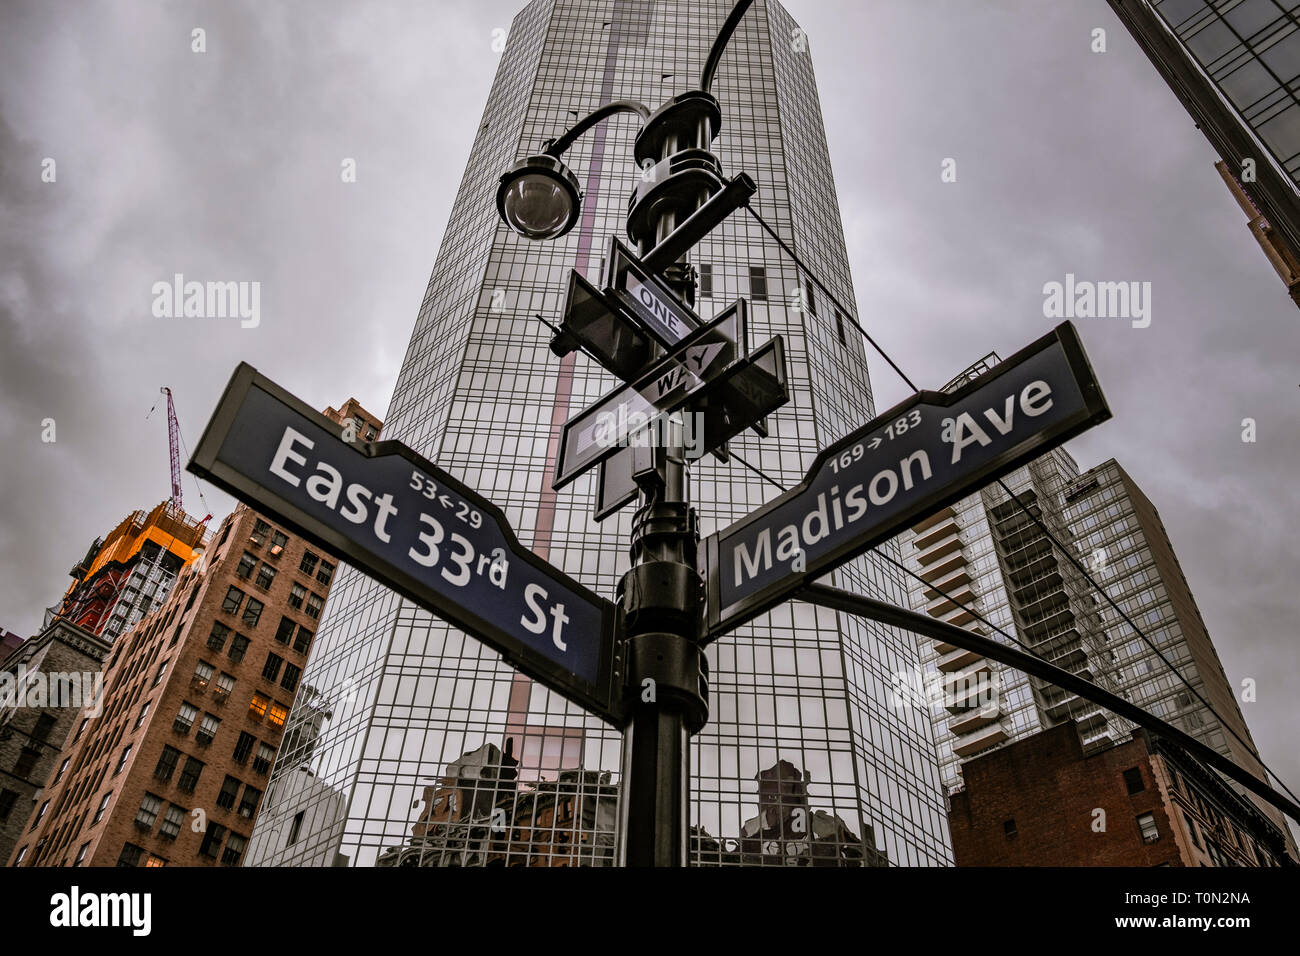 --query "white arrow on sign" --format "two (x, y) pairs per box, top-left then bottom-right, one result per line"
(555, 305), (744, 489)
(681, 340), (727, 377)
